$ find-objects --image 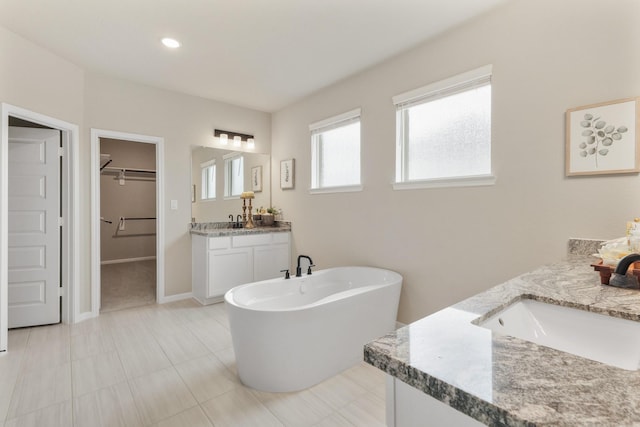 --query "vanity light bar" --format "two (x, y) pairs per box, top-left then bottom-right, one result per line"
(214, 129), (255, 149)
